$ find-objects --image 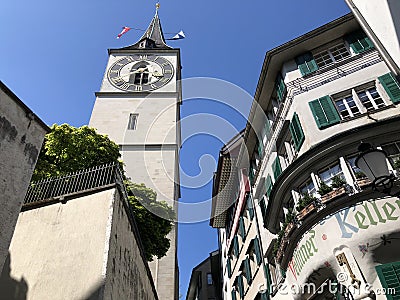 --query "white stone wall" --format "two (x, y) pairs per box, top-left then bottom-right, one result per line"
(0, 84), (48, 273)
(0, 188), (158, 300)
(103, 188), (158, 300)
(89, 51), (180, 300)
(346, 0), (400, 73)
